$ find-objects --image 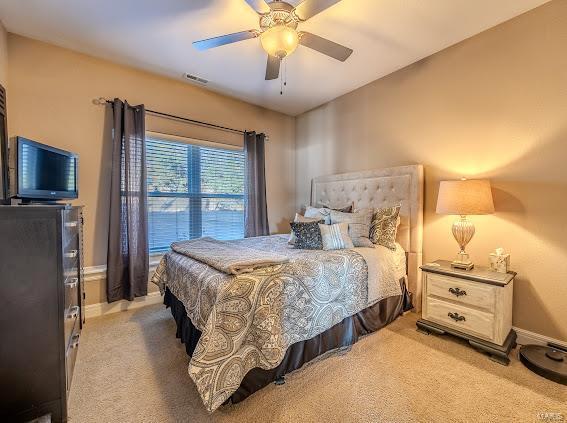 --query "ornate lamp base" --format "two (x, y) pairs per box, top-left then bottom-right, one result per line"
(451, 216), (475, 270)
(451, 254), (474, 270)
